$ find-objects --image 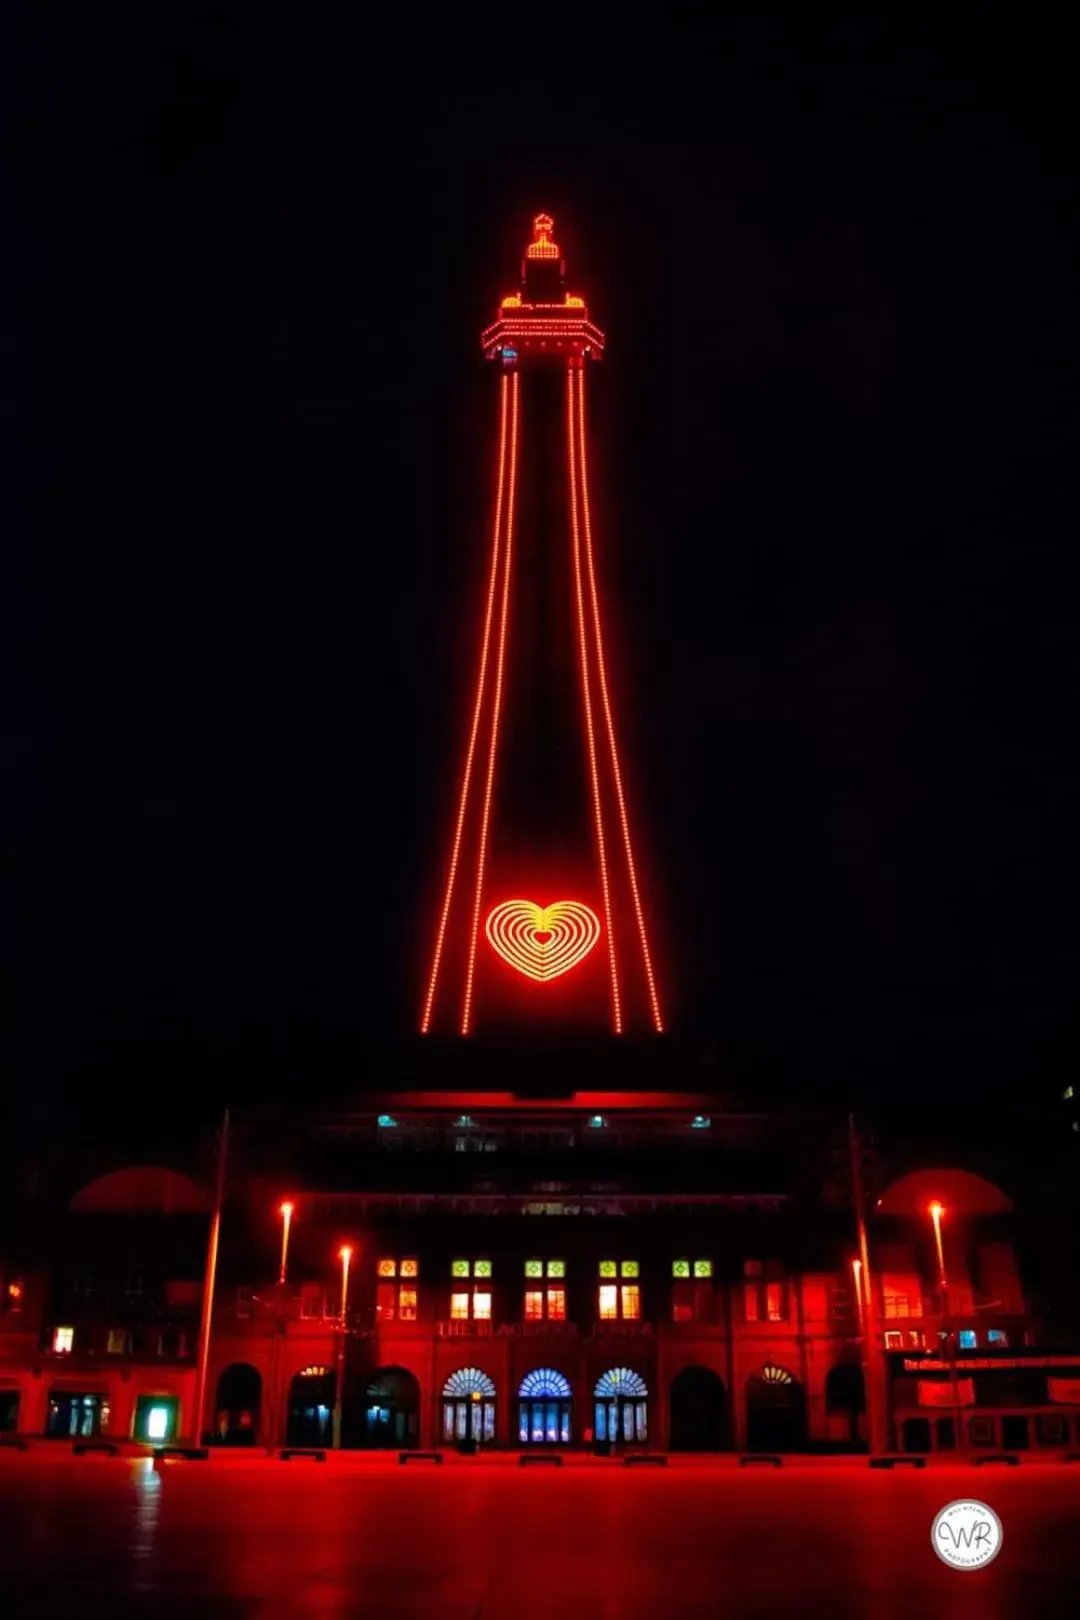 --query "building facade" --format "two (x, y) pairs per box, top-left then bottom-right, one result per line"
(3, 1091), (1077, 1456)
